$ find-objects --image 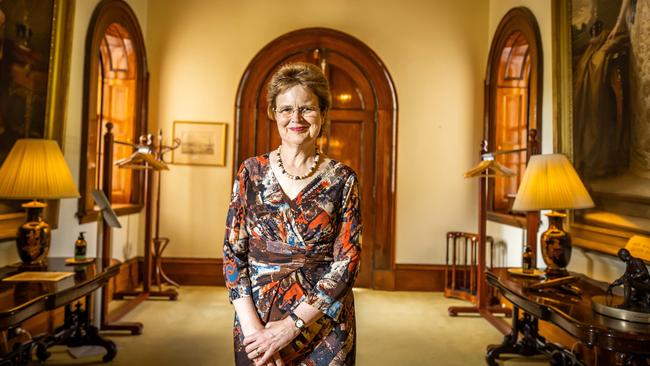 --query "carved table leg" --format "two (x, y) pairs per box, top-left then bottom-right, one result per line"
(486, 306), (526, 365)
(486, 306), (585, 366)
(0, 337), (37, 366)
(614, 352), (650, 366)
(35, 295), (117, 362)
